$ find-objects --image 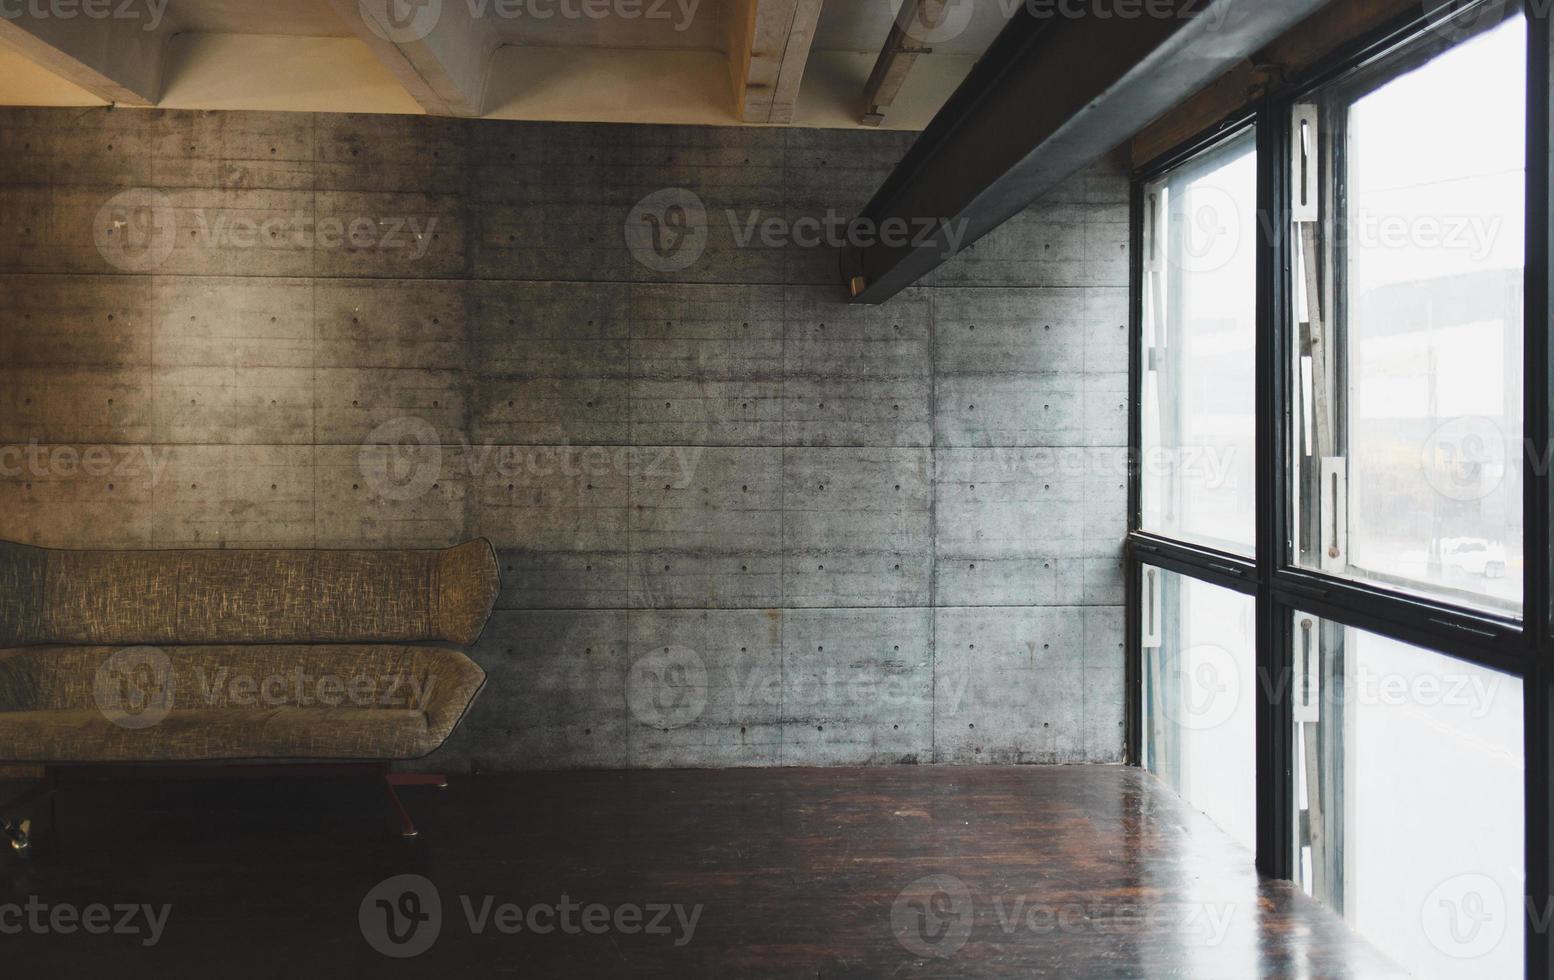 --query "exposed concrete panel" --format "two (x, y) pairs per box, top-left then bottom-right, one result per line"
(629, 447), (784, 609)
(470, 281), (630, 446)
(934, 606), (1096, 765)
(933, 287), (1130, 449)
(783, 284), (932, 447)
(625, 608), (786, 768)
(315, 444), (471, 548)
(779, 607), (932, 765)
(935, 448), (1129, 562)
(451, 610), (632, 772)
(782, 449), (932, 608)
(317, 114), (468, 192)
(932, 602), (1128, 765)
(470, 121), (639, 281)
(629, 284), (785, 446)
(474, 446), (632, 610)
(1082, 605), (1126, 762)
(0, 108), (1128, 772)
